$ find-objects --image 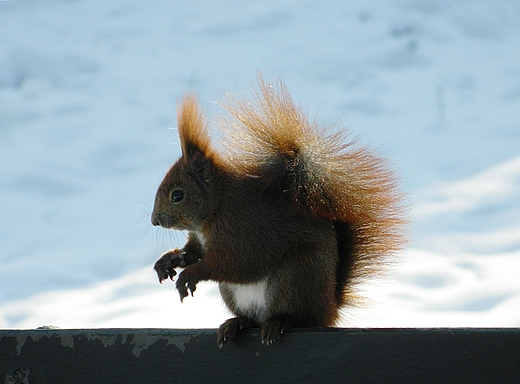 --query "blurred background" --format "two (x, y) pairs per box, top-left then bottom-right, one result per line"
(1, 0), (519, 328)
